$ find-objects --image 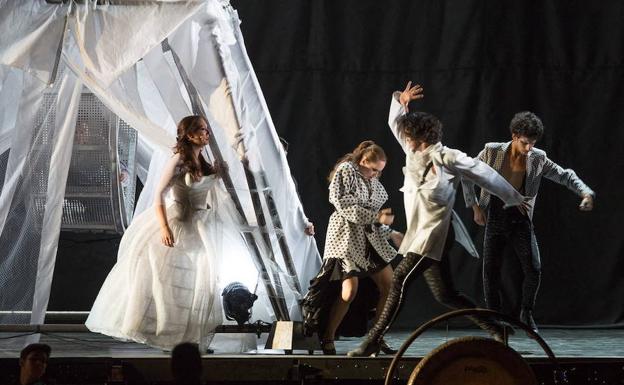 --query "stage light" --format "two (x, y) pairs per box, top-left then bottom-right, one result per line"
(221, 282), (258, 326)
